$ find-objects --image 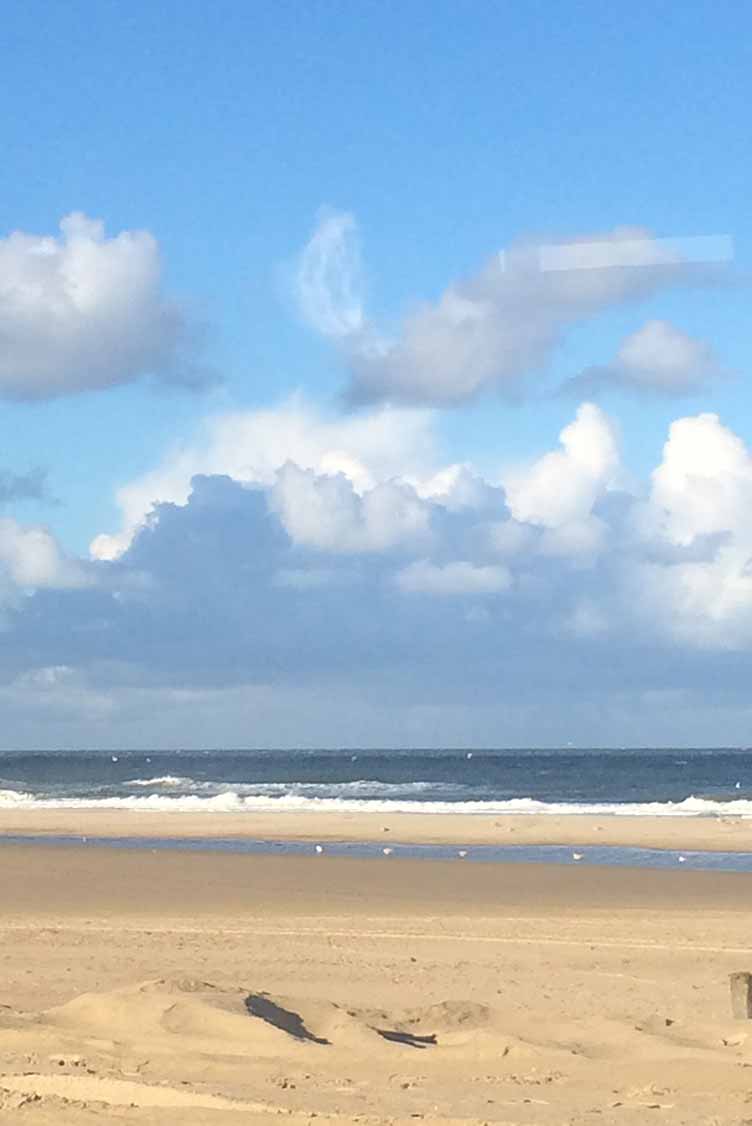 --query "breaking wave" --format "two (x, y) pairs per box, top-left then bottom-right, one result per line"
(1, 789), (752, 817)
